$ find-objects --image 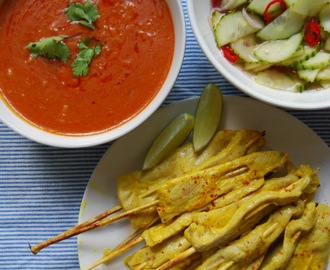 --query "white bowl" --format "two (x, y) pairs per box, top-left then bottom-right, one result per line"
(186, 0), (330, 110)
(0, 0), (185, 148)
